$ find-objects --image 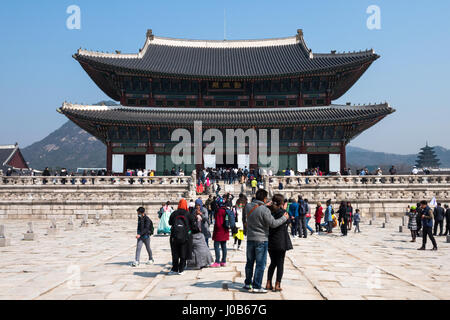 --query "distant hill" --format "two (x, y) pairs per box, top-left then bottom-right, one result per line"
(21, 101), (117, 172)
(22, 101), (450, 172)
